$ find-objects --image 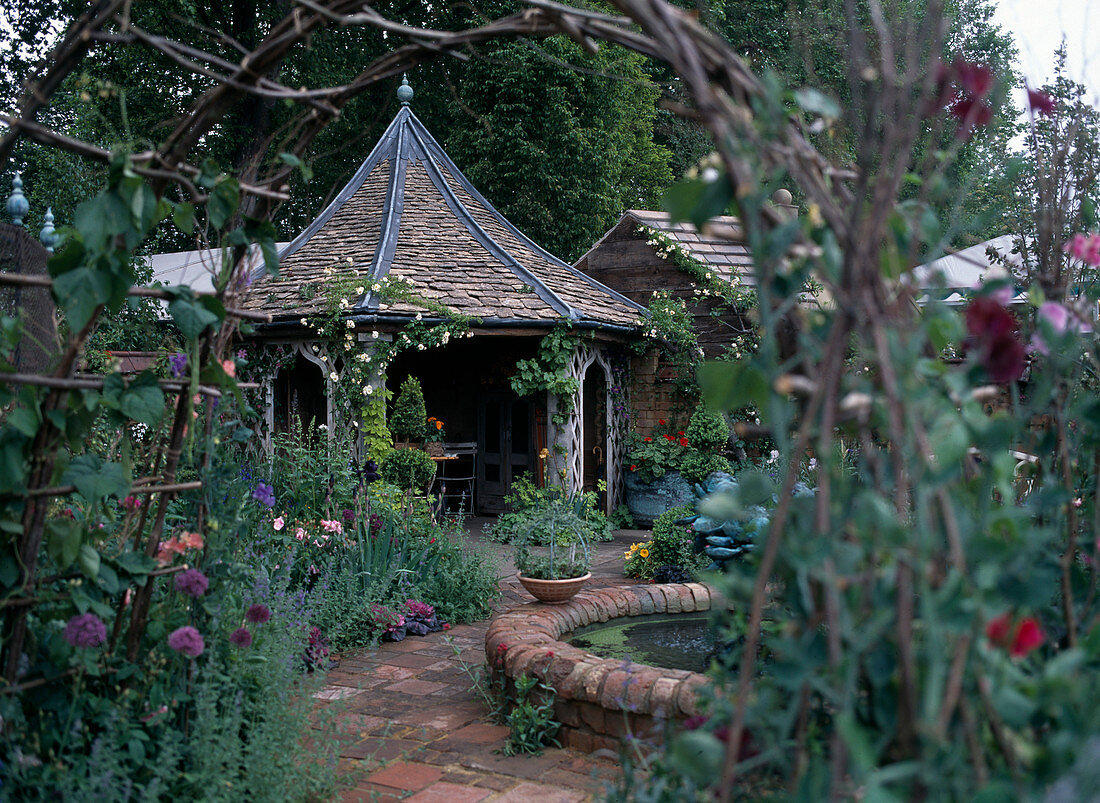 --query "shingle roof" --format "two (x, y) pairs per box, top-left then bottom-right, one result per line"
(575, 209), (756, 286)
(242, 106), (644, 329)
